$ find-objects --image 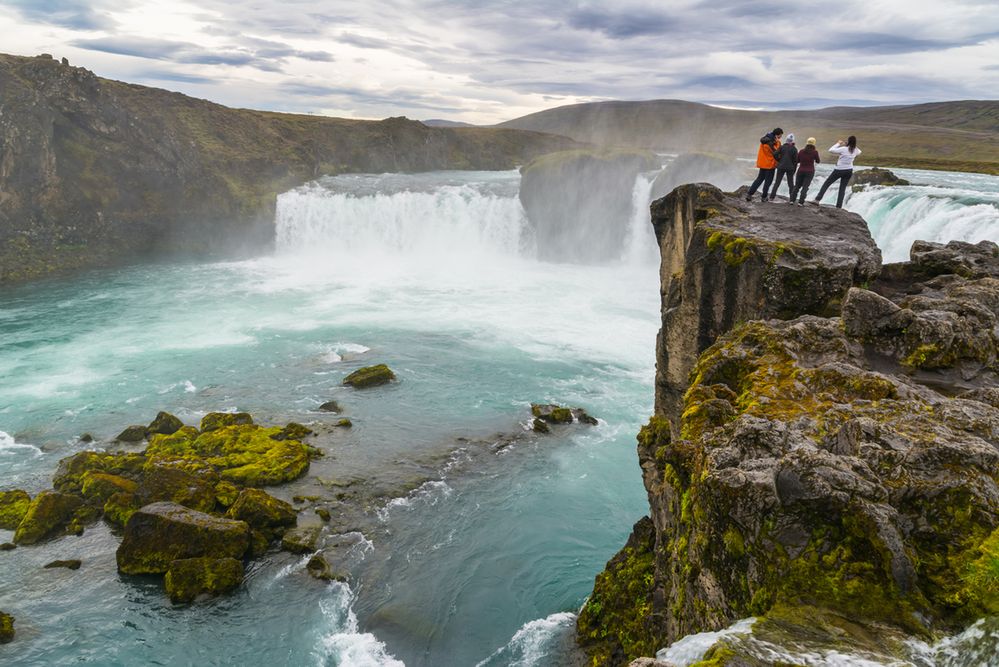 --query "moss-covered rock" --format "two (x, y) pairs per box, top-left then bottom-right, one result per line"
(271, 422), (313, 441)
(146, 424), (310, 487)
(0, 611), (13, 644)
(342, 364), (396, 388)
(850, 167), (910, 191)
(226, 488), (296, 537)
(116, 425), (147, 442)
(0, 490), (30, 530)
(214, 481), (241, 508)
(164, 556), (244, 604)
(200, 412), (253, 432)
(13, 490), (84, 544)
(318, 400), (341, 413)
(103, 492), (139, 528)
(577, 517), (660, 664)
(139, 465), (217, 513)
(116, 502), (250, 574)
(80, 472), (138, 505)
(306, 553), (347, 582)
(44, 559), (81, 570)
(53, 450), (145, 494)
(335, 418), (353, 428)
(147, 411), (184, 436)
